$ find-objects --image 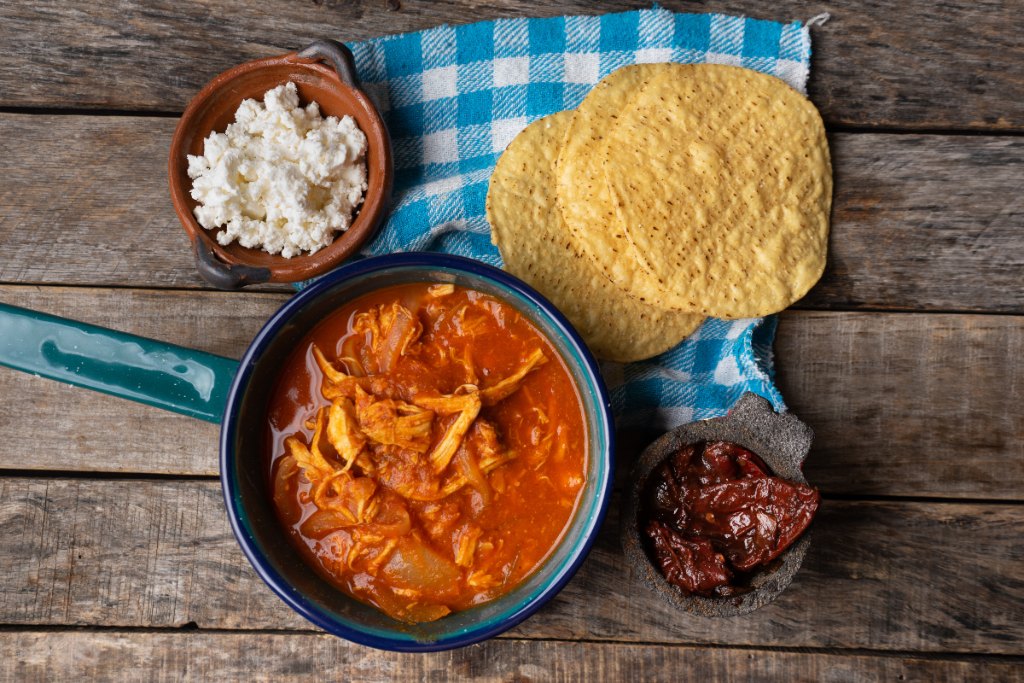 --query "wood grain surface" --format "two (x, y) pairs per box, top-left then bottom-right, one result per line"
(776, 311), (1024, 500)
(4, 631), (1022, 683)
(2, 0), (1021, 675)
(1, 114), (1021, 311)
(0, 1), (1021, 130)
(1, 477), (1022, 654)
(2, 285), (1020, 500)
